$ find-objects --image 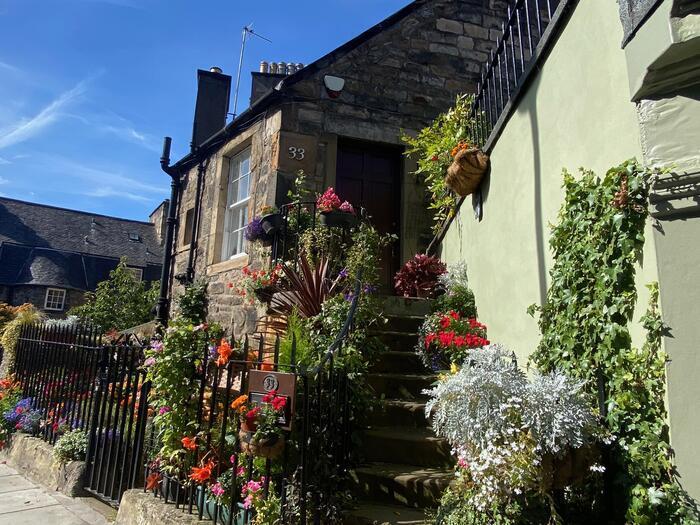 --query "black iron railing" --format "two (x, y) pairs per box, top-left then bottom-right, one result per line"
(13, 323), (150, 505)
(469, 0), (561, 146)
